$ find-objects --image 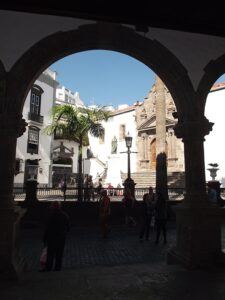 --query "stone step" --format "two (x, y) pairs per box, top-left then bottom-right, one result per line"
(121, 171), (185, 188)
